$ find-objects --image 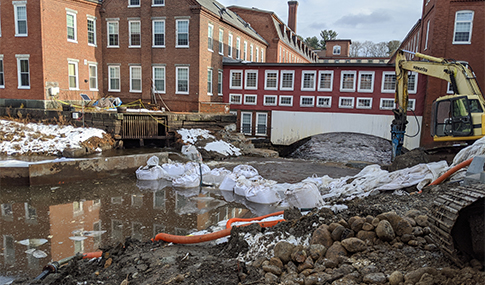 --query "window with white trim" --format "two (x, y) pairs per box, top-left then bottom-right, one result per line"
(264, 95), (277, 106)
(14, 2), (28, 37)
(245, 70), (258, 89)
(230, 94), (242, 104)
(66, 10), (77, 42)
(130, 66), (142, 92)
(152, 0), (164, 6)
(108, 65), (120, 91)
(236, 37), (241, 59)
(358, 71), (374, 92)
(153, 20), (165, 47)
(0, 55), (4, 88)
(208, 24), (214, 51)
(318, 71), (333, 91)
(219, 29), (224, 55)
(129, 0), (140, 7)
(301, 71), (316, 91)
(300, 96), (314, 107)
(408, 72), (418, 94)
(230, 70), (242, 89)
(68, 60), (79, 90)
(207, 68), (213, 95)
(264, 71), (278, 90)
(88, 63), (98, 91)
(380, 98), (395, 110)
(340, 71), (356, 92)
(244, 94), (257, 105)
(217, 70), (223, 95)
(279, 96), (293, 106)
(228, 34), (233, 57)
(256, 113), (267, 136)
(317, 96), (331, 108)
(153, 66), (166, 93)
(129, 20), (141, 47)
(176, 66), (189, 94)
(256, 47), (259, 62)
(425, 20), (430, 50)
(16, 55), (30, 89)
(280, 71), (294, 90)
(356, 98), (372, 109)
(447, 82), (454, 94)
(261, 49), (264, 62)
(87, 16), (96, 46)
(453, 11), (474, 44)
(381, 72), (396, 93)
(107, 21), (119, 47)
(243, 41), (247, 61)
(333, 45), (341, 55)
(250, 44), (253, 61)
(407, 99), (416, 111)
(241, 112), (252, 135)
(176, 19), (189, 47)
(339, 97), (354, 108)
